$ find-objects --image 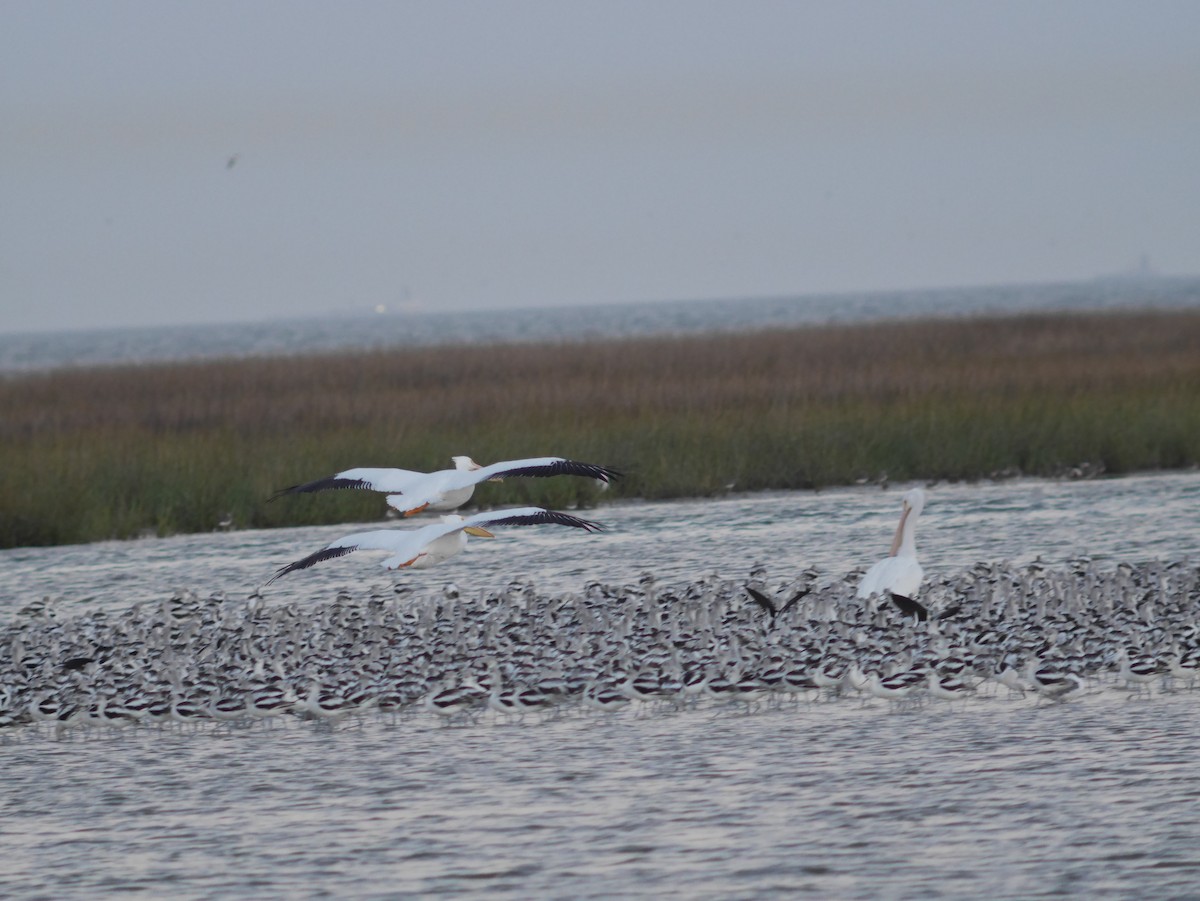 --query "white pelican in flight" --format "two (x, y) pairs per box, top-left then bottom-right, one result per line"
(857, 487), (926, 600)
(267, 507), (604, 583)
(271, 455), (620, 516)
